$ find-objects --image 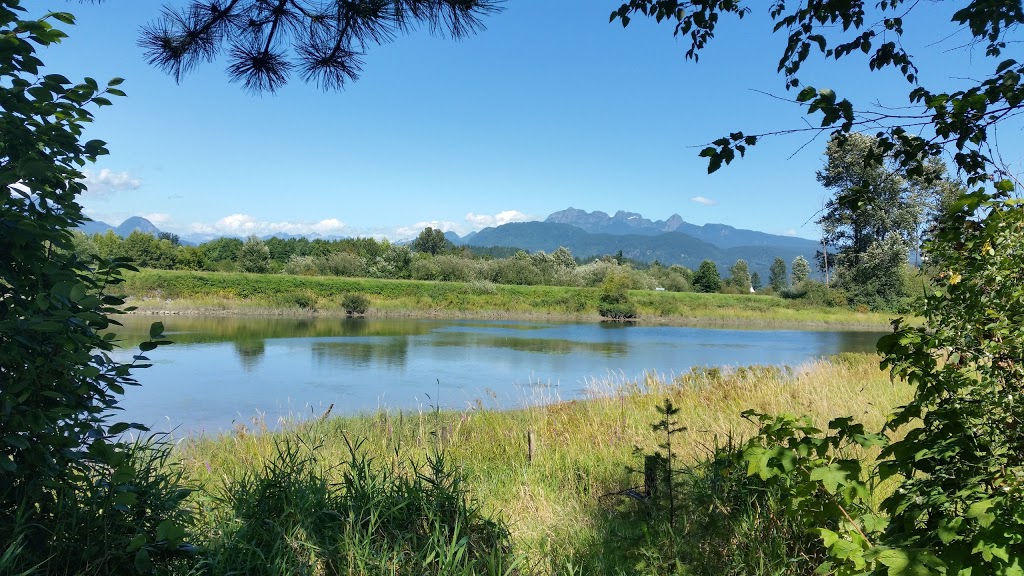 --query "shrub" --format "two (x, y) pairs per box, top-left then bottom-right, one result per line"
(598, 272), (637, 320)
(341, 292), (369, 315)
(321, 251), (366, 277)
(780, 280), (847, 308)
